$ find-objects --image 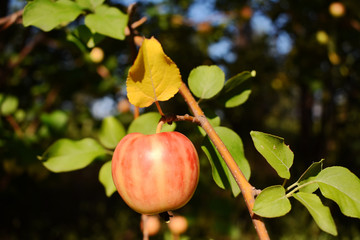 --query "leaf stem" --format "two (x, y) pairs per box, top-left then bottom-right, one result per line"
(178, 82), (270, 240)
(155, 100), (165, 116)
(285, 180), (317, 198)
